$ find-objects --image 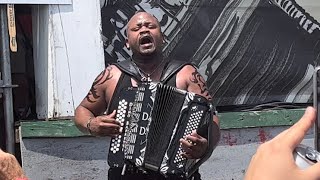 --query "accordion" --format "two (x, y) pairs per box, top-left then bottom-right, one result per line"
(108, 83), (217, 178)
